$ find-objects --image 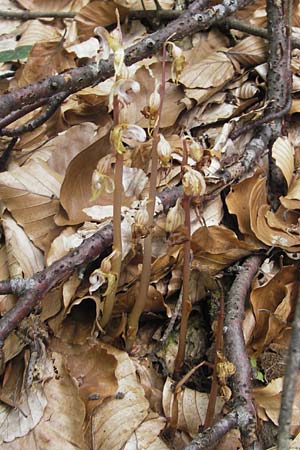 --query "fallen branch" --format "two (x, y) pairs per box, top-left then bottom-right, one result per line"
(185, 255), (263, 449)
(0, 0), (252, 123)
(278, 282), (300, 449)
(224, 255), (263, 449)
(0, 10), (76, 20)
(0, 187), (180, 353)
